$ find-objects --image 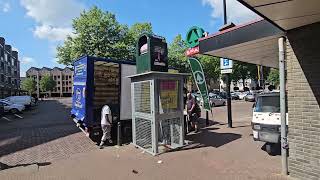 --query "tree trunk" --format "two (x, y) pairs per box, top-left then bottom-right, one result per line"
(242, 78), (246, 89)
